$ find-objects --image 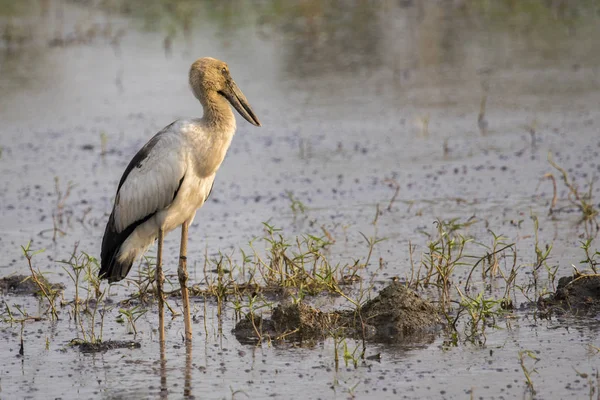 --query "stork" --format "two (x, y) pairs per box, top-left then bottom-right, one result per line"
(99, 57), (261, 343)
